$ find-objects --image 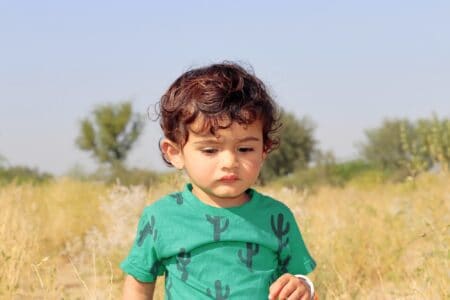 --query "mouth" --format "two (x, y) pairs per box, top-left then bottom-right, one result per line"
(219, 175), (239, 182)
